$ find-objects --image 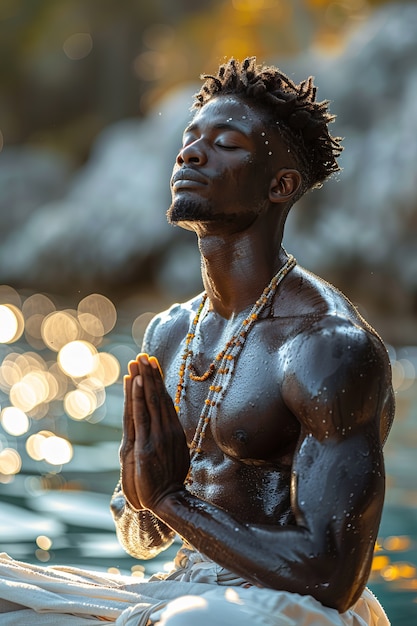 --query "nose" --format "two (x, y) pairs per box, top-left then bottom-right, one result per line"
(176, 139), (207, 166)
